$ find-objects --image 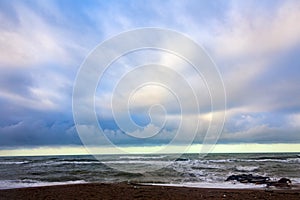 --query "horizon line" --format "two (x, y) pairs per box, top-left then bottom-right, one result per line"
(0, 143), (299, 157)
